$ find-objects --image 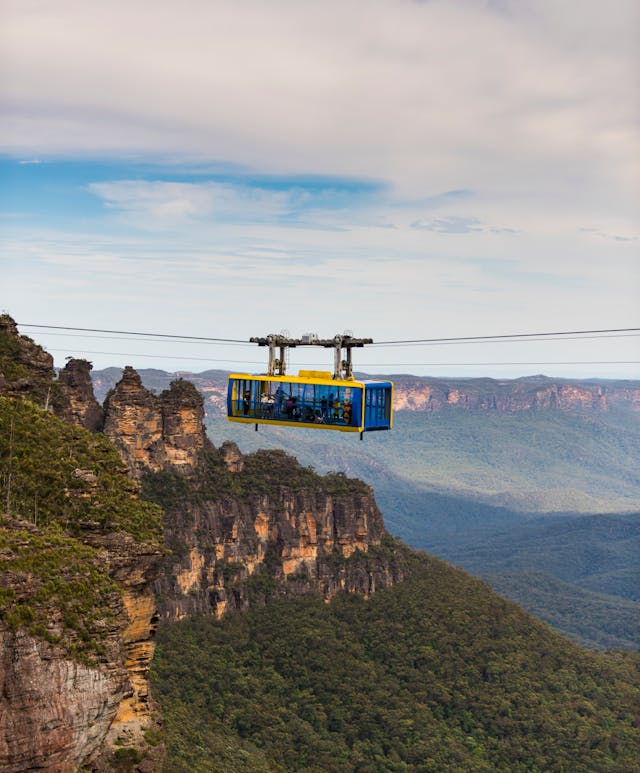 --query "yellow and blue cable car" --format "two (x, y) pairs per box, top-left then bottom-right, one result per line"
(226, 334), (393, 438)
